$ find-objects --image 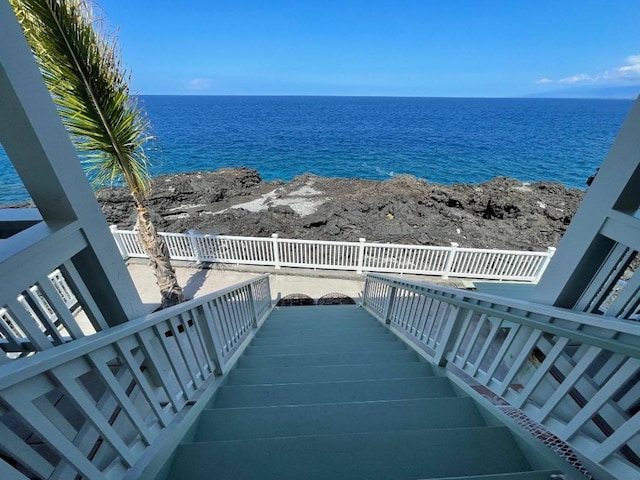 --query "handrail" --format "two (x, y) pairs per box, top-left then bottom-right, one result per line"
(364, 273), (640, 356)
(110, 227), (556, 282)
(0, 274), (273, 479)
(362, 273), (640, 480)
(0, 221), (108, 361)
(0, 274), (270, 389)
(0, 268), (88, 358)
